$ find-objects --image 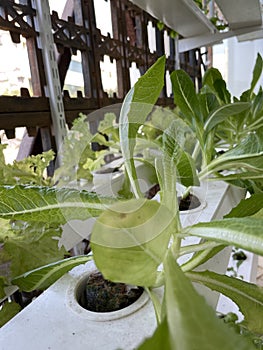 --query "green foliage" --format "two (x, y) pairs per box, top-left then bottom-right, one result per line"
(54, 114), (109, 184)
(0, 54), (263, 348)
(162, 120), (200, 187)
(0, 146), (54, 186)
(98, 113), (119, 143)
(2, 222), (66, 277)
(0, 302), (21, 327)
(119, 55), (166, 197)
(13, 255), (92, 292)
(204, 102), (250, 133)
(0, 276), (6, 299)
(171, 54), (263, 193)
(225, 193), (263, 218)
(187, 270), (263, 334)
(0, 218), (15, 243)
(91, 198), (173, 286)
(0, 185), (115, 223)
(163, 251), (253, 350)
(184, 217), (263, 255)
(157, 21), (164, 31)
(249, 53), (263, 96)
(170, 69), (202, 126)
